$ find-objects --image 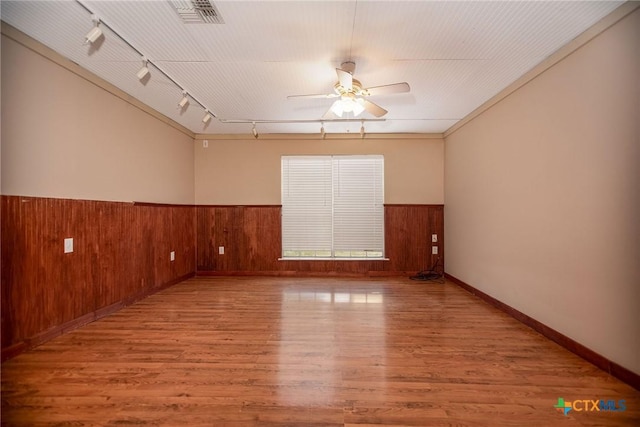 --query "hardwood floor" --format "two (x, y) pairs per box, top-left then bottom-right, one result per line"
(2, 277), (638, 426)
